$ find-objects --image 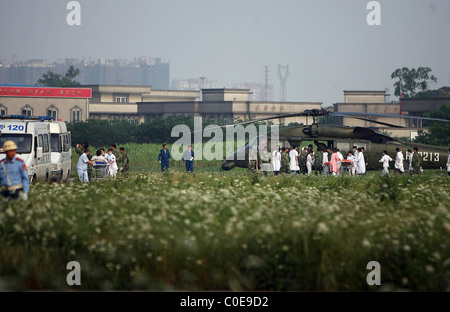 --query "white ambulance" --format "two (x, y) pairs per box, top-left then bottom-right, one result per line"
(0, 117), (52, 182)
(48, 121), (72, 182)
